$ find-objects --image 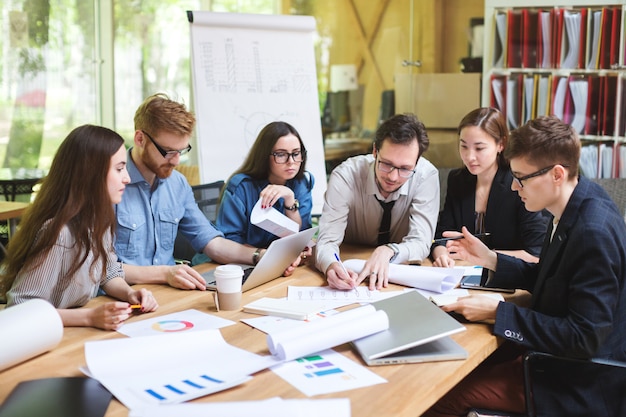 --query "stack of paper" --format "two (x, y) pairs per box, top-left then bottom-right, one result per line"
(250, 198), (298, 237)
